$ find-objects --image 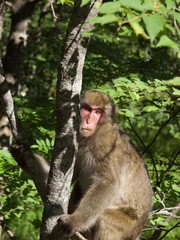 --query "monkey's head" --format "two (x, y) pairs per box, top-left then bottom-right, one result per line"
(80, 91), (115, 138)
